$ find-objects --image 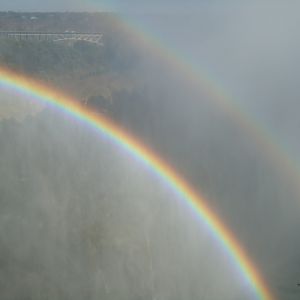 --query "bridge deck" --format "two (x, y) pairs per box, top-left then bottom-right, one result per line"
(0, 31), (103, 45)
